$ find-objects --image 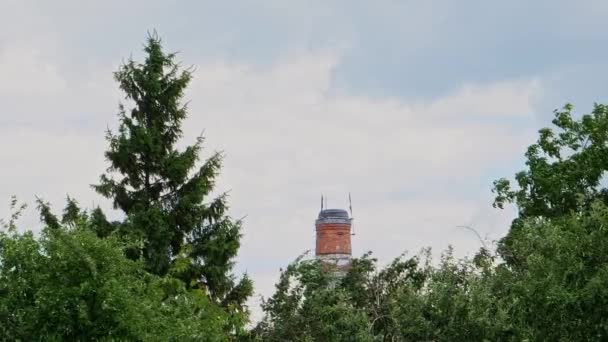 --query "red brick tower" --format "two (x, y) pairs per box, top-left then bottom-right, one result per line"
(315, 208), (352, 272)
